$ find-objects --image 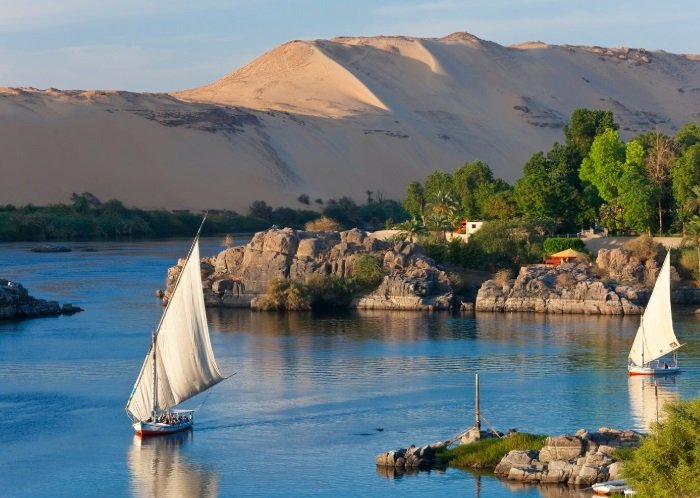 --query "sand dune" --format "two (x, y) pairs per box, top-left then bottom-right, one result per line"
(1, 33), (699, 211)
